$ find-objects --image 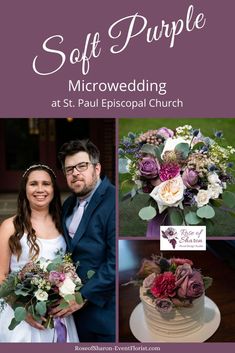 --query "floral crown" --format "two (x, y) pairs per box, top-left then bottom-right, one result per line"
(22, 164), (56, 178)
